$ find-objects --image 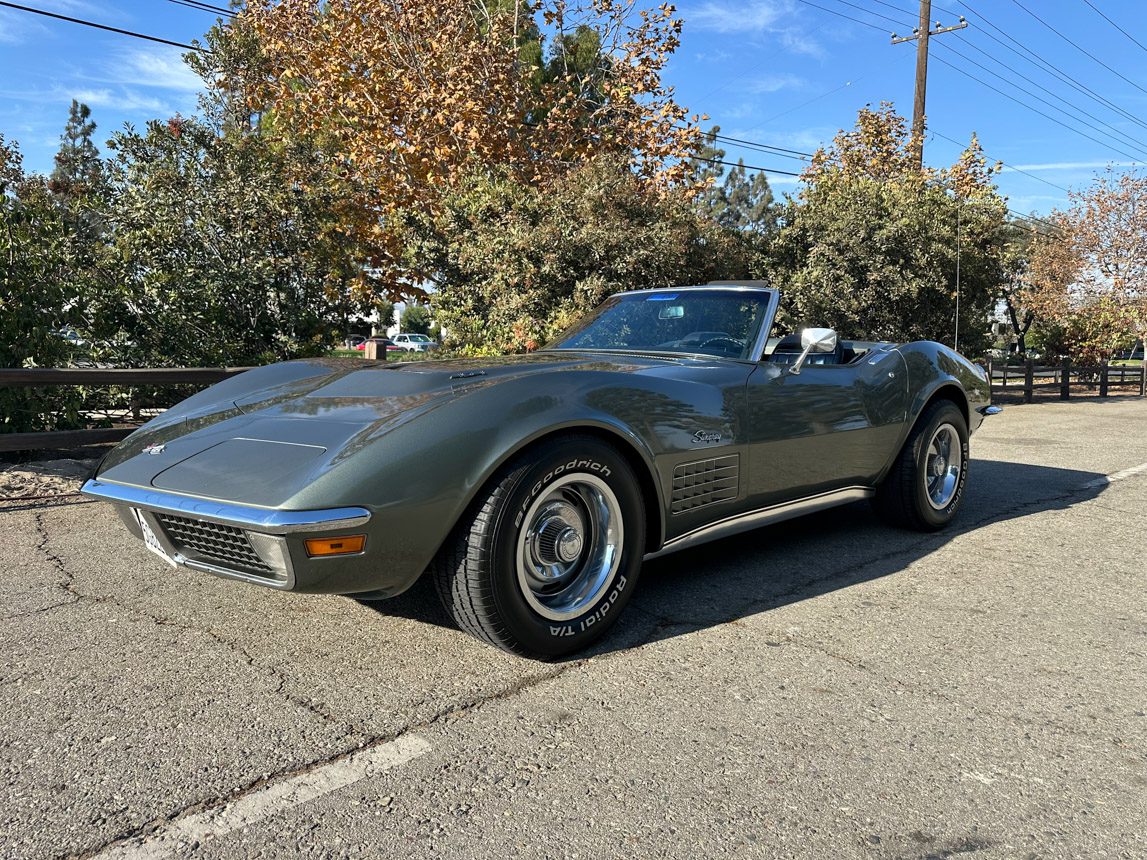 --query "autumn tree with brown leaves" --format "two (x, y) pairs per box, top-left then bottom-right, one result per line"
(1022, 170), (1147, 365)
(239, 0), (702, 300)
